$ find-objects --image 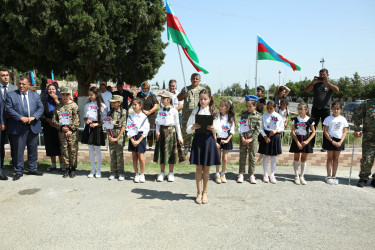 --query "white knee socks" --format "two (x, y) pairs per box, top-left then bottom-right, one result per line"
(263, 155), (269, 177)
(270, 156), (277, 176)
(88, 145), (102, 172)
(300, 162), (306, 177)
(293, 160), (299, 176)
